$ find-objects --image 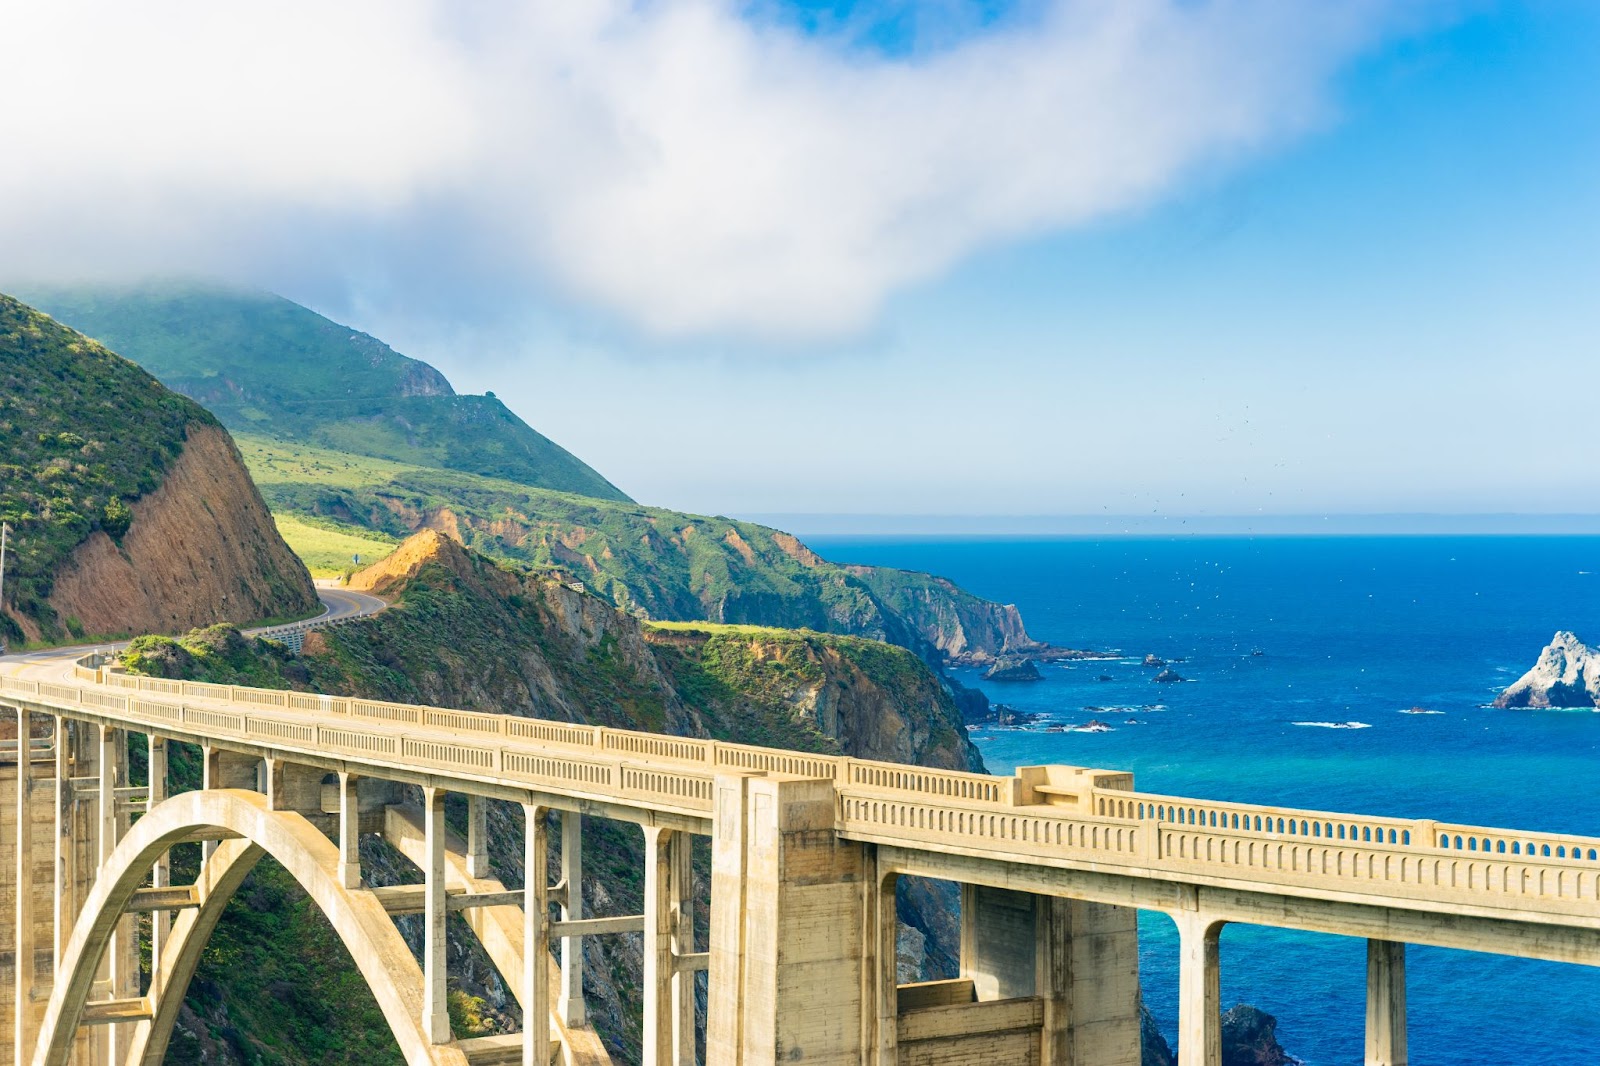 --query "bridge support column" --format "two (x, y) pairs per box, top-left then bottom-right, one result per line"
(958, 885), (1140, 1066)
(422, 786), (451, 1045)
(708, 775), (752, 1065)
(723, 775), (869, 1066)
(523, 804), (550, 1066)
(557, 809), (585, 1027)
(870, 864), (897, 1066)
(52, 716), (69, 974)
(148, 735), (171, 994)
(1175, 912), (1224, 1066)
(1366, 940), (1408, 1066)
(15, 707), (36, 1066)
(644, 826), (695, 1066)
(338, 772), (361, 890)
(200, 745), (259, 861)
(93, 722), (138, 1063)
(467, 794), (489, 879)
